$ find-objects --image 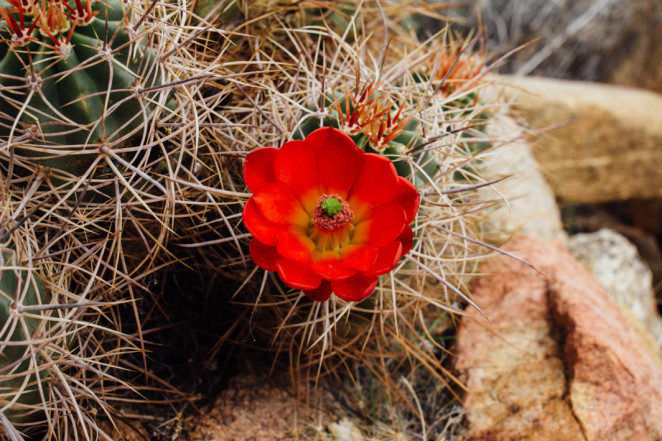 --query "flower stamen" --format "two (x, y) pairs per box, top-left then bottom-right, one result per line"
(313, 194), (353, 231)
